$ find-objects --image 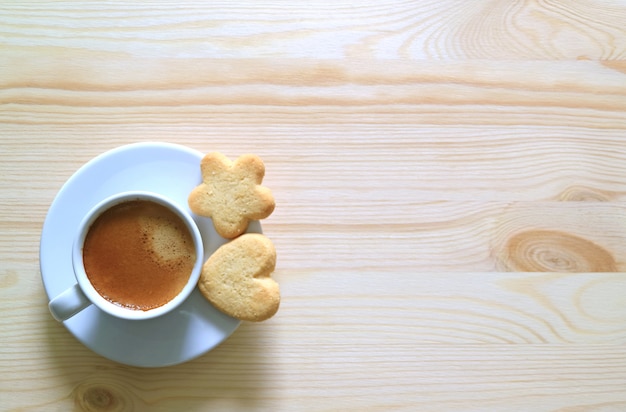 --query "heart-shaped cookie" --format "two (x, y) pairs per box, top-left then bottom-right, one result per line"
(198, 233), (280, 322)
